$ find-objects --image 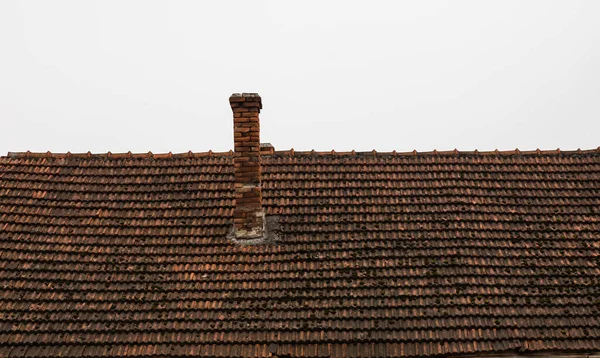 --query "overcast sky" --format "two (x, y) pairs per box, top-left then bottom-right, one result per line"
(1, 1), (599, 155)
